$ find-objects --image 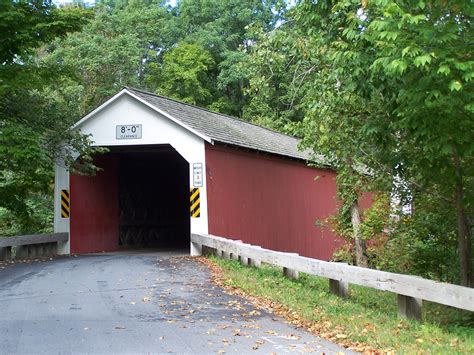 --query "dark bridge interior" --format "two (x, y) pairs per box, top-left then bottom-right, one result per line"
(114, 145), (190, 249)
